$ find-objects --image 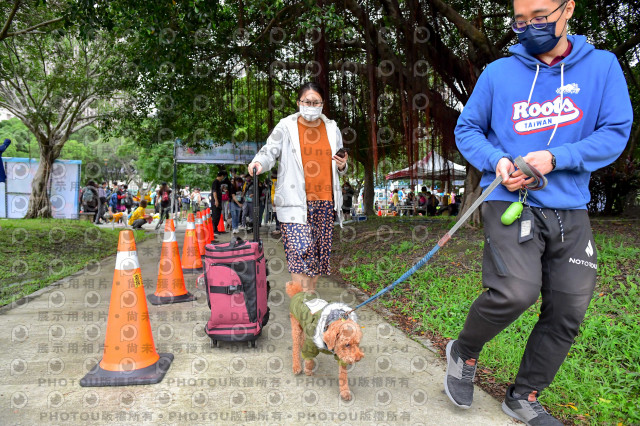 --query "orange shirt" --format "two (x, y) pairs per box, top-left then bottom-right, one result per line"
(298, 120), (333, 201)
